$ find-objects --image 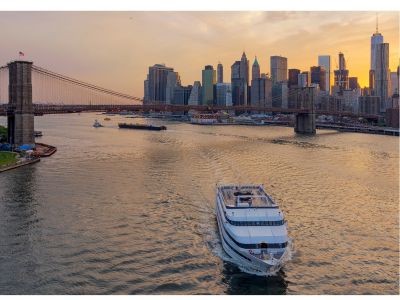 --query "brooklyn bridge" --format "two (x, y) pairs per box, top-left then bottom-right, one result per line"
(0, 60), (381, 145)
